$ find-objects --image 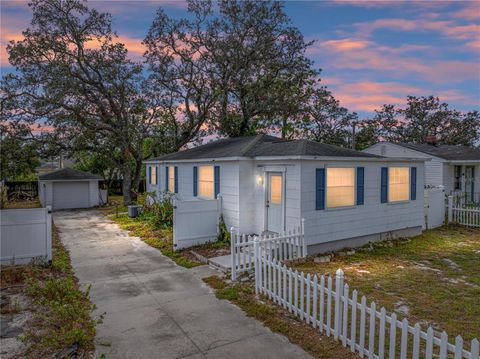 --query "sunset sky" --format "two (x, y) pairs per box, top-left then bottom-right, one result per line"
(1, 0), (479, 118)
